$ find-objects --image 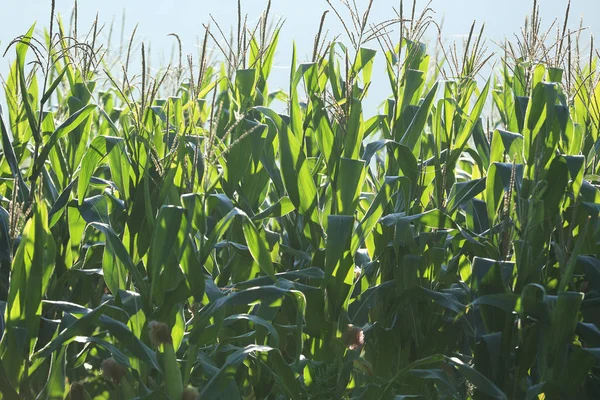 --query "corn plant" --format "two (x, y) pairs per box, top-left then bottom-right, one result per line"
(0, 0), (599, 399)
